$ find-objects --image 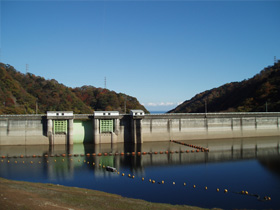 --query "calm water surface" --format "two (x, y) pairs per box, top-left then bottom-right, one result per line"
(1, 137), (280, 210)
